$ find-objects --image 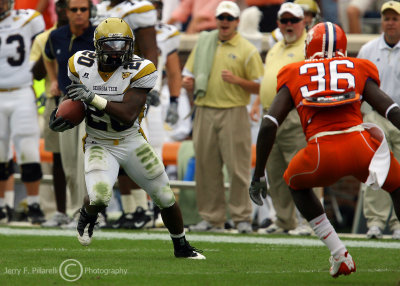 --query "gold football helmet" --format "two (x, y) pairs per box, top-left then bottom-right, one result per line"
(93, 17), (134, 70)
(294, 0), (321, 28)
(0, 0), (13, 20)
